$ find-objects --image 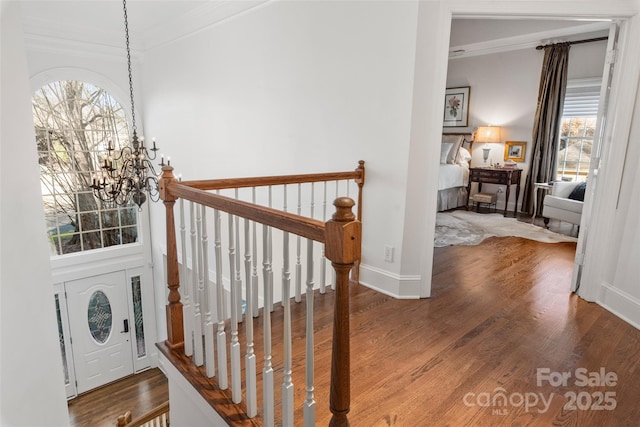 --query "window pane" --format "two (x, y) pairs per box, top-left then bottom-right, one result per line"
(557, 115), (596, 182)
(54, 294), (70, 384)
(61, 233), (81, 254)
(82, 231), (102, 250)
(87, 291), (112, 344)
(121, 226), (138, 244)
(80, 212), (100, 231)
(33, 81), (139, 256)
(131, 276), (146, 358)
(101, 210), (120, 228)
(102, 229), (121, 248)
(121, 208), (137, 226)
